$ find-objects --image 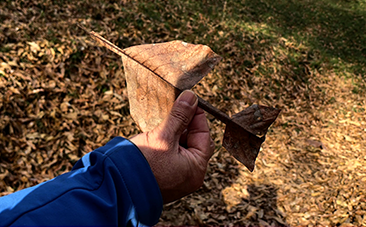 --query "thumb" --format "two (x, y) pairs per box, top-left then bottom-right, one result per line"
(156, 90), (198, 141)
